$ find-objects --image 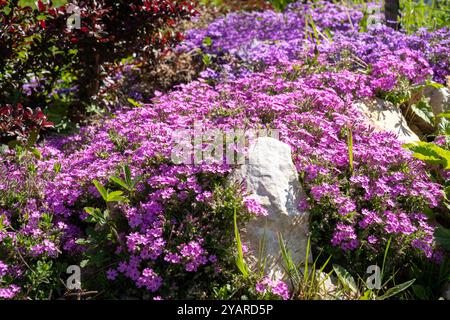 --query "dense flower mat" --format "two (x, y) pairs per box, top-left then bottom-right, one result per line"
(0, 1), (449, 299)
